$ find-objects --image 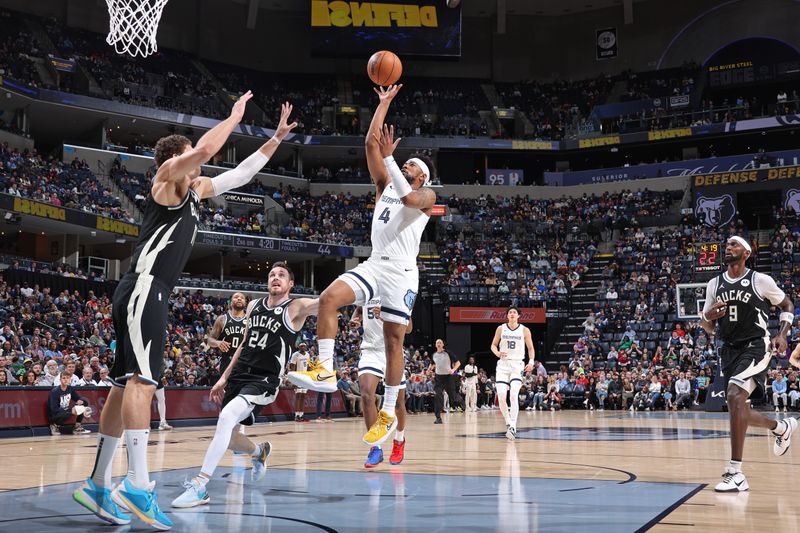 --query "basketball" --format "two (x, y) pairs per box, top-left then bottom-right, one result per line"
(367, 50), (402, 86)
